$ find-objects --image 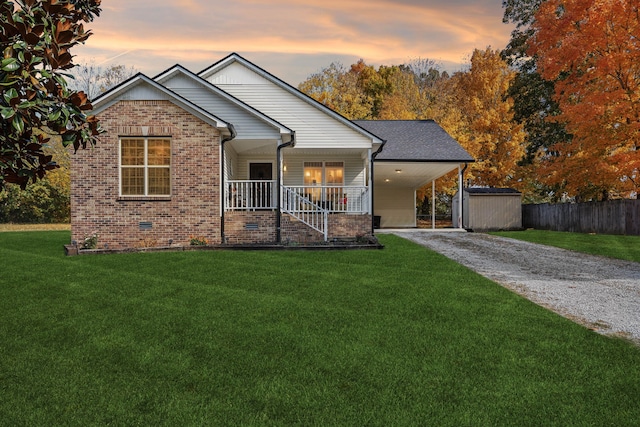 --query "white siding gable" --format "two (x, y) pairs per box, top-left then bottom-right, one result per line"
(202, 61), (377, 150)
(207, 62), (272, 85)
(162, 73), (282, 141)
